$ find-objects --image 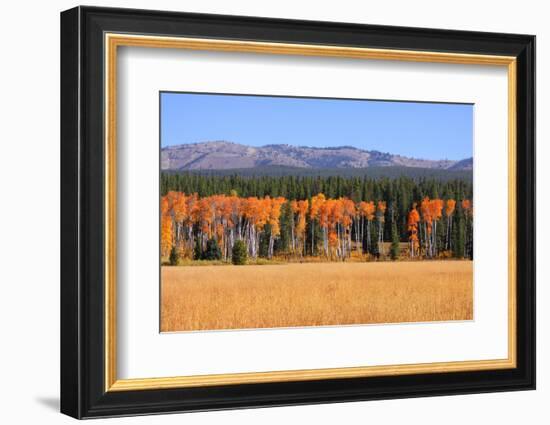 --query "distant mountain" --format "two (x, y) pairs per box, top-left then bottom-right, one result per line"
(446, 157), (473, 171)
(161, 141), (472, 172)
